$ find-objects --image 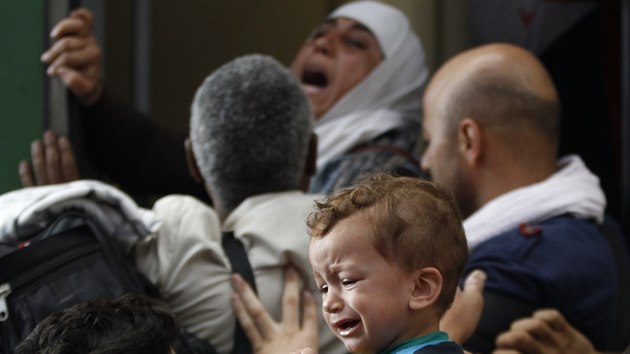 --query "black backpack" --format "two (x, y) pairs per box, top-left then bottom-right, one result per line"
(0, 209), (219, 354)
